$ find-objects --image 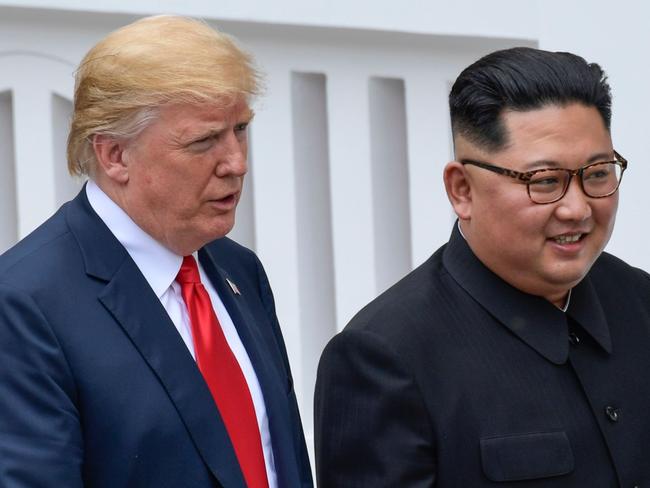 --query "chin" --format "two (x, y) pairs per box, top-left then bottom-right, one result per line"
(544, 268), (589, 290)
(209, 222), (236, 241)
(183, 215), (235, 249)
